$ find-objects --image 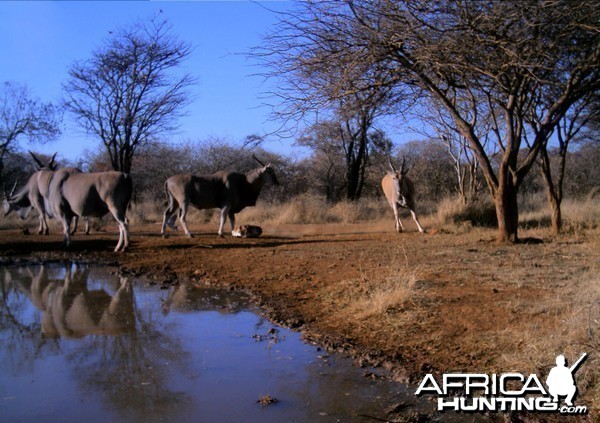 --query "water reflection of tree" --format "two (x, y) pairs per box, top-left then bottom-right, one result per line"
(70, 327), (190, 418)
(0, 264), (192, 419)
